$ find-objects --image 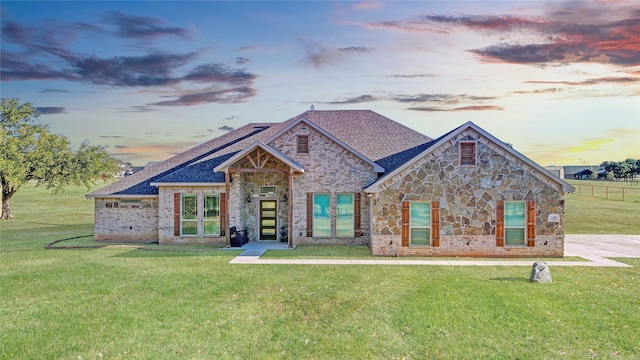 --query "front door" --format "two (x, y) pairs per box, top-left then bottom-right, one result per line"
(260, 200), (277, 240)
